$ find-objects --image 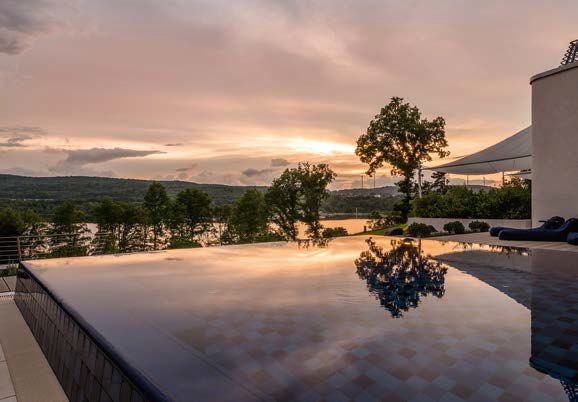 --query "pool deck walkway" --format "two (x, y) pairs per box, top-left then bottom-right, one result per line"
(437, 231), (578, 252)
(0, 295), (67, 402)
